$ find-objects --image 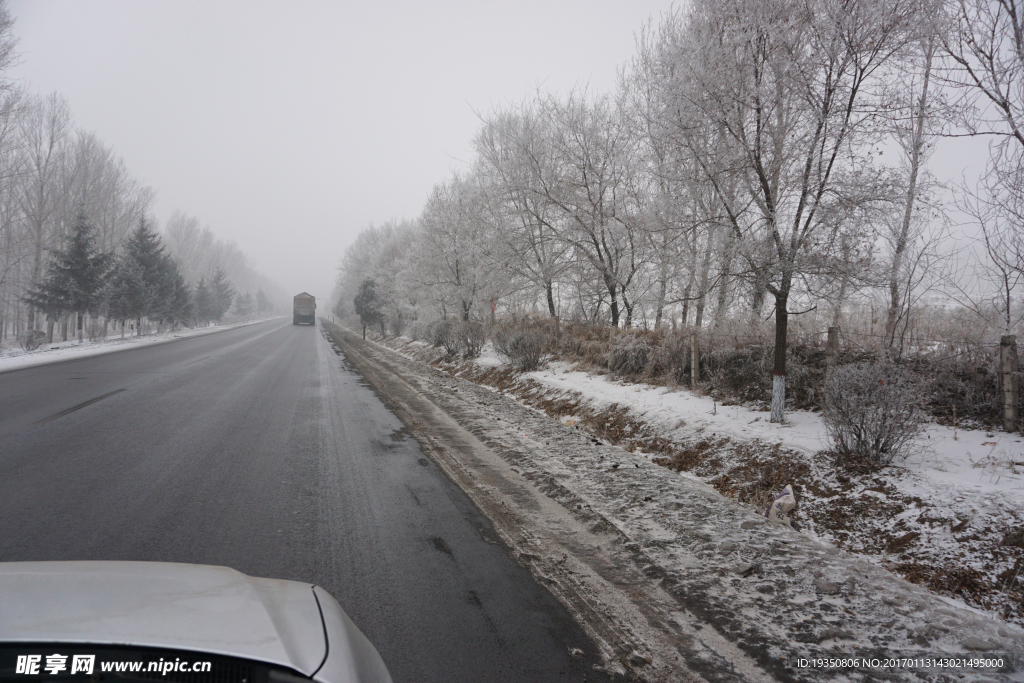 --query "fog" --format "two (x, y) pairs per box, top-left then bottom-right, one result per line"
(6, 0), (675, 301)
